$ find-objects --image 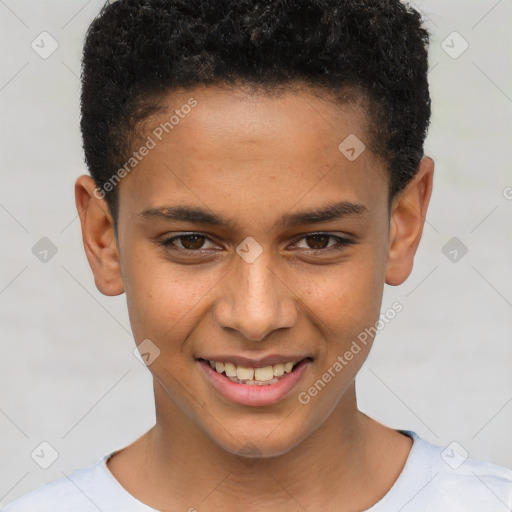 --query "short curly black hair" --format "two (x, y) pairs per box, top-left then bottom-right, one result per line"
(80, 0), (431, 228)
